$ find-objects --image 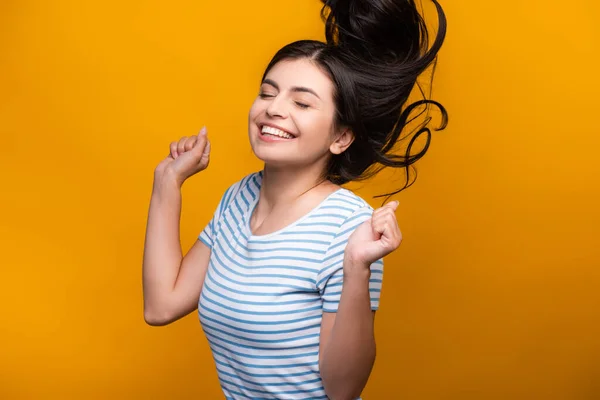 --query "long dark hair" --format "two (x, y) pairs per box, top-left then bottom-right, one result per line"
(261, 0), (448, 198)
